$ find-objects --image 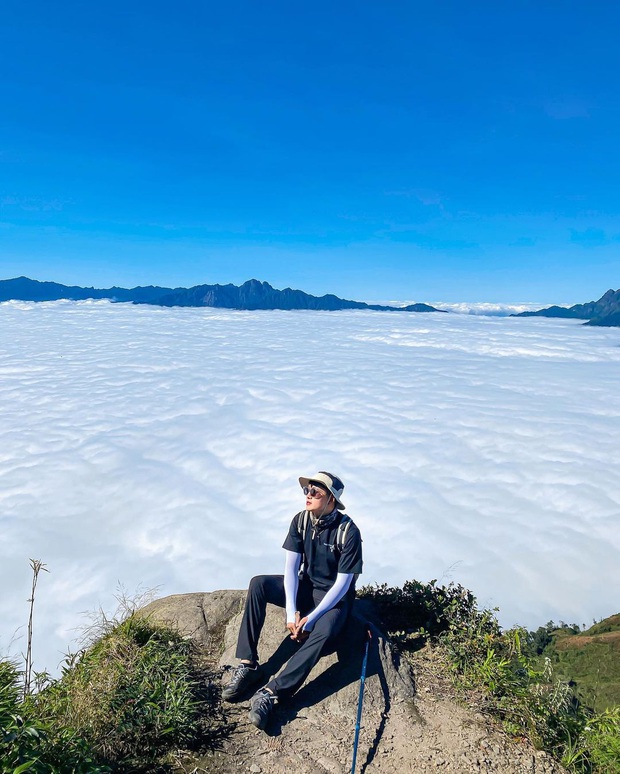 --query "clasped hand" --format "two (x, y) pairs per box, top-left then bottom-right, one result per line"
(287, 611), (310, 643)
